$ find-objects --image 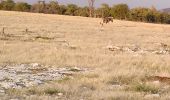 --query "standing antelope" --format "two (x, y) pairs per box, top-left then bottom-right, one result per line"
(100, 17), (113, 26)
